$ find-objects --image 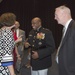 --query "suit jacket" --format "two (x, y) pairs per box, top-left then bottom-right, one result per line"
(28, 27), (55, 70)
(58, 20), (75, 75)
(17, 29), (25, 57)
